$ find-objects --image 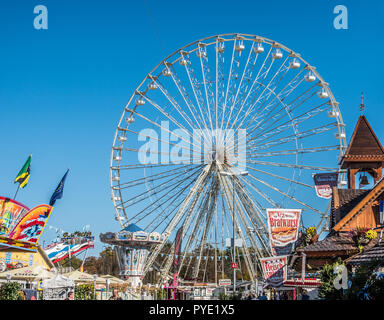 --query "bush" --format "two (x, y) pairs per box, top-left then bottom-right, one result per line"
(345, 259), (384, 300)
(75, 284), (95, 300)
(318, 259), (344, 300)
